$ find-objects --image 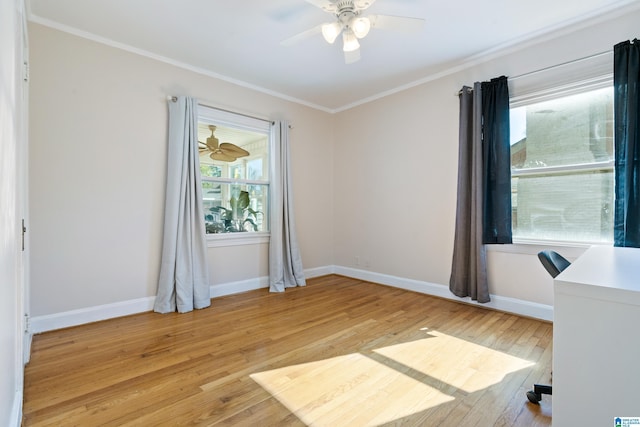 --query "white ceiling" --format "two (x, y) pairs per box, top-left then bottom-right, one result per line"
(27, 0), (640, 112)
